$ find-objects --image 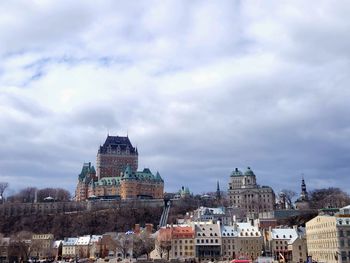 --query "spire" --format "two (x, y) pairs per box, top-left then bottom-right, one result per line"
(216, 180), (221, 200)
(300, 175), (308, 201)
